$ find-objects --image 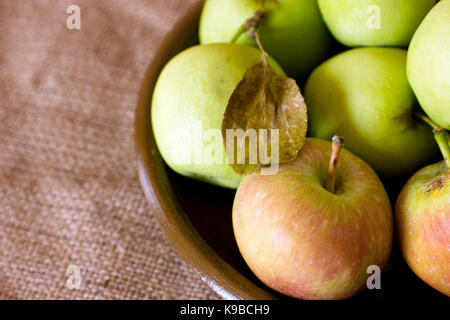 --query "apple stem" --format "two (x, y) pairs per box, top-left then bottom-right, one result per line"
(415, 113), (450, 169)
(253, 30), (265, 53)
(326, 136), (344, 194)
(414, 113), (441, 130)
(434, 128), (450, 169)
(230, 9), (266, 44)
(230, 25), (246, 44)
